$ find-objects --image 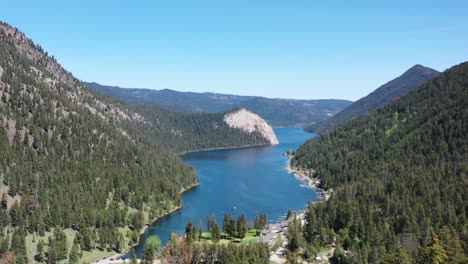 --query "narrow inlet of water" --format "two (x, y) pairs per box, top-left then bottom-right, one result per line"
(133, 127), (318, 256)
